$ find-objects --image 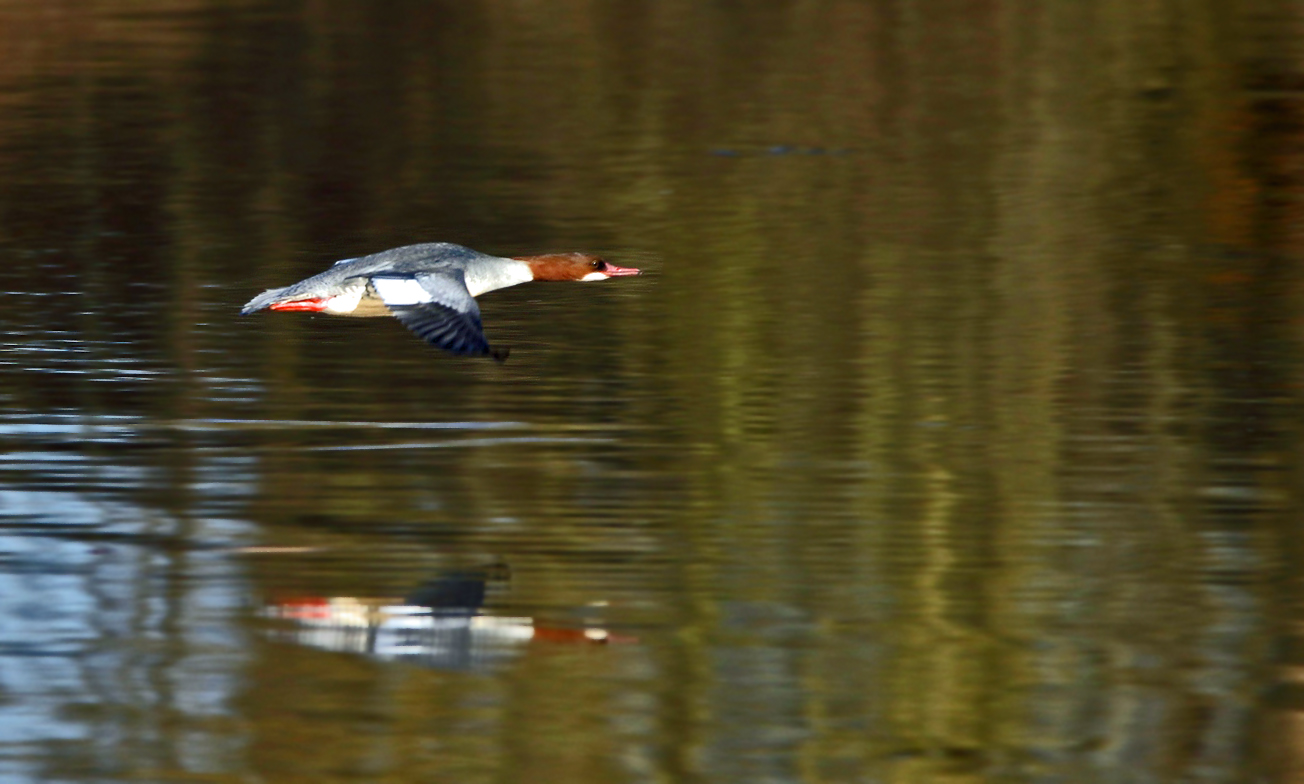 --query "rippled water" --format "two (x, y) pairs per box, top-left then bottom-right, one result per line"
(1, 2), (1302, 782)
